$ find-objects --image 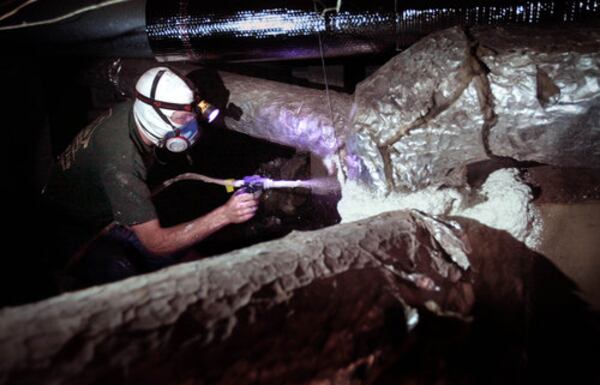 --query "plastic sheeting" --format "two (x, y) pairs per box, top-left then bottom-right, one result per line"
(344, 25), (600, 192)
